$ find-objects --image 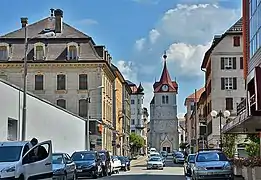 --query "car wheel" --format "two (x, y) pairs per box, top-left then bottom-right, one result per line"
(92, 170), (98, 179)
